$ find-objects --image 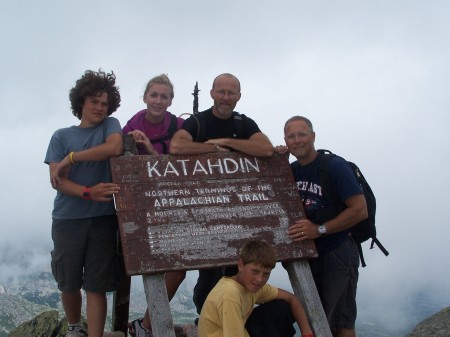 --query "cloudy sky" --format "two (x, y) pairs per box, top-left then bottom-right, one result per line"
(1, 0), (449, 333)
